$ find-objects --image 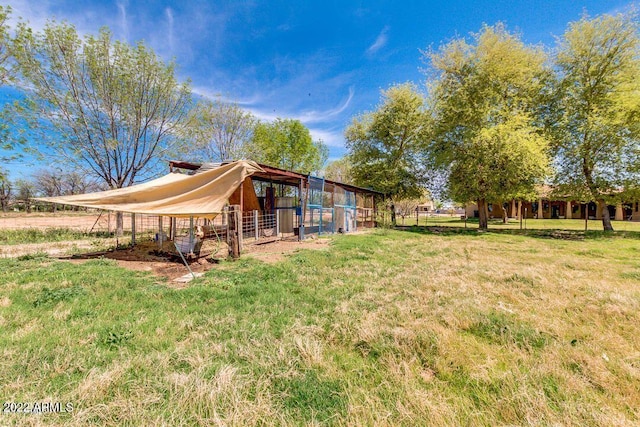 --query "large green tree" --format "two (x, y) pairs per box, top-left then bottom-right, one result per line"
(15, 178), (35, 213)
(0, 170), (11, 212)
(0, 6), (27, 163)
(551, 12), (640, 231)
(184, 98), (256, 162)
(426, 24), (551, 229)
(345, 83), (428, 201)
(12, 22), (192, 189)
(248, 118), (327, 174)
(323, 157), (353, 184)
(0, 5), (12, 84)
